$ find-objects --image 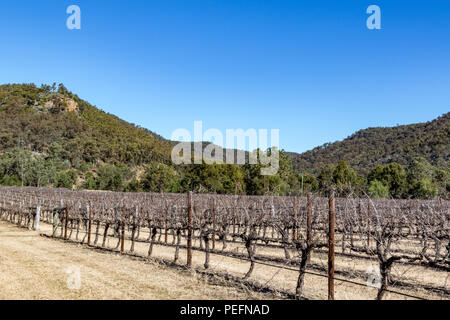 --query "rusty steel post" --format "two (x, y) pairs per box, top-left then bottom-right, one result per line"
(328, 191), (335, 300)
(187, 192), (193, 267)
